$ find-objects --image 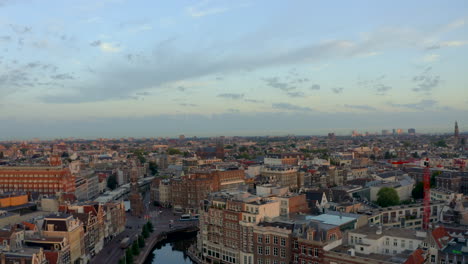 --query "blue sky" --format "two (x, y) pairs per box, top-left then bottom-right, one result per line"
(0, 0), (467, 139)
